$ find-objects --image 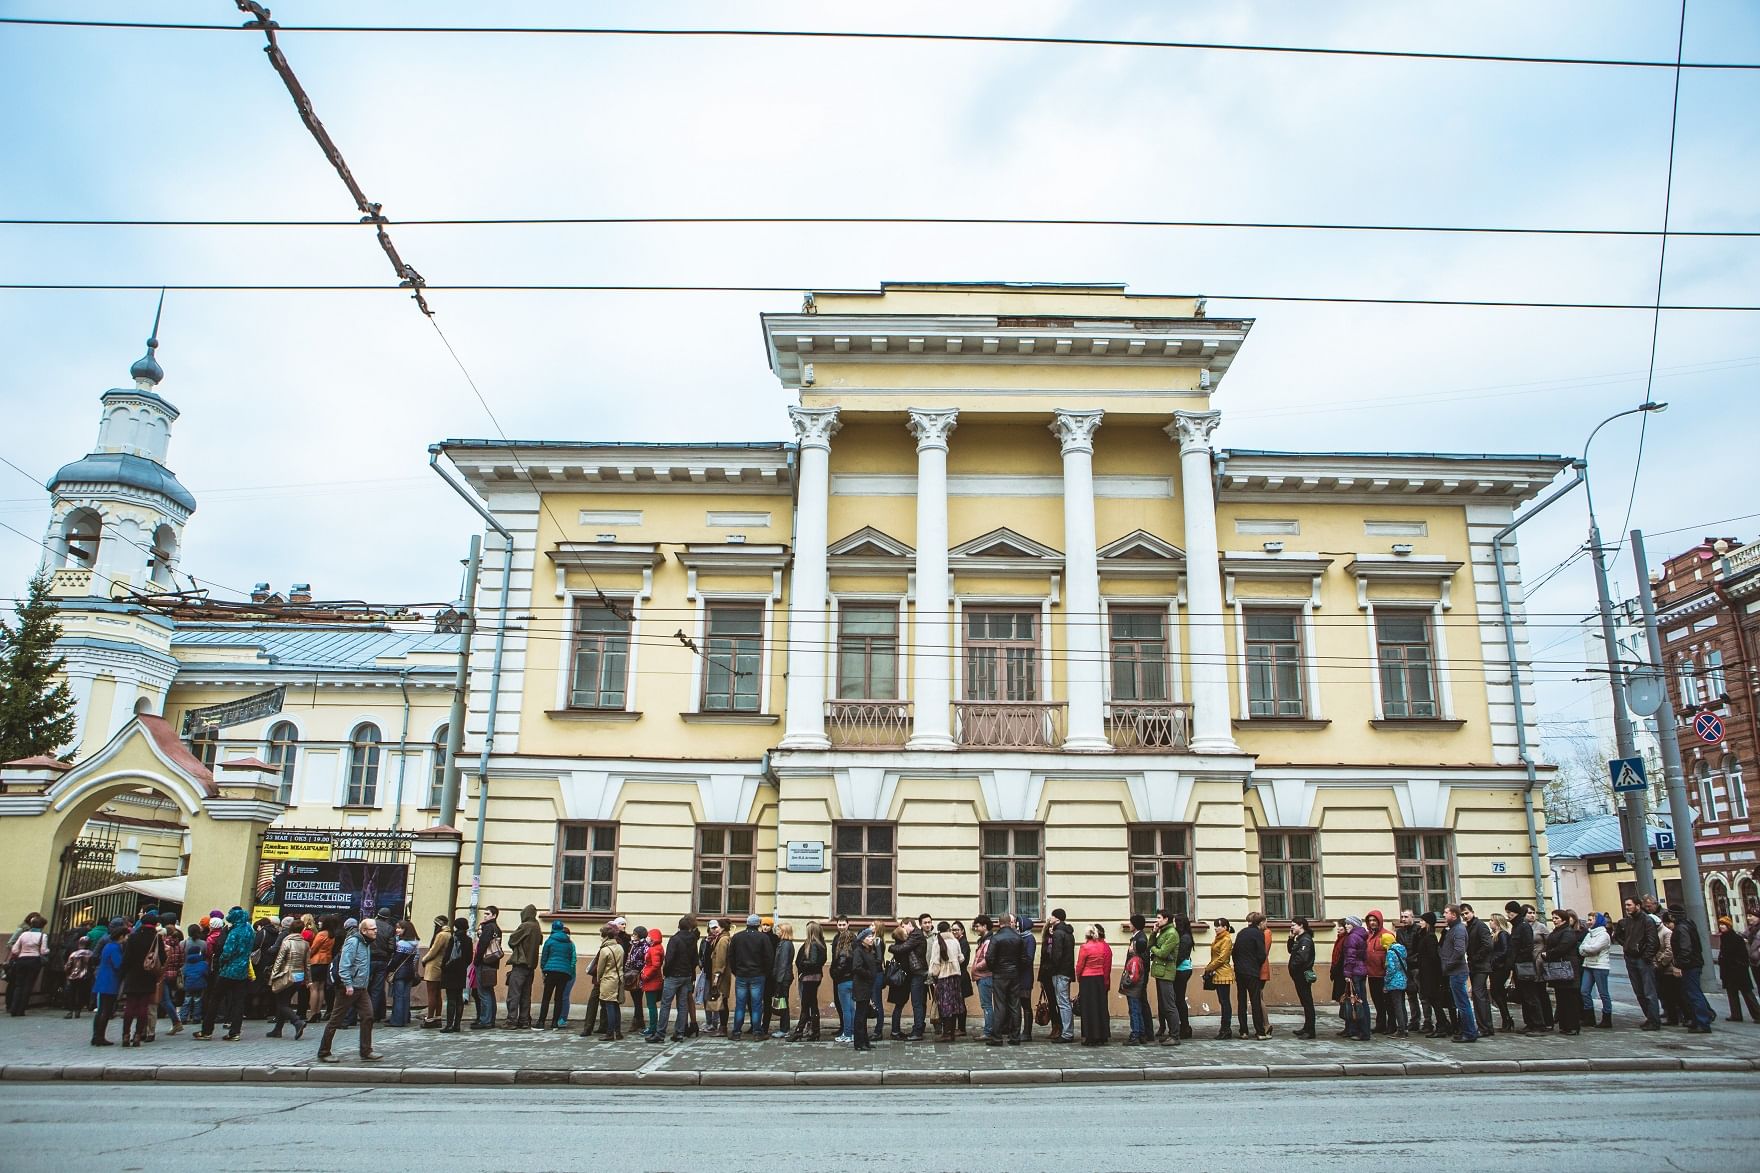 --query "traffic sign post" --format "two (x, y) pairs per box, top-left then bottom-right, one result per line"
(1693, 711), (1724, 745)
(1609, 756), (1649, 794)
